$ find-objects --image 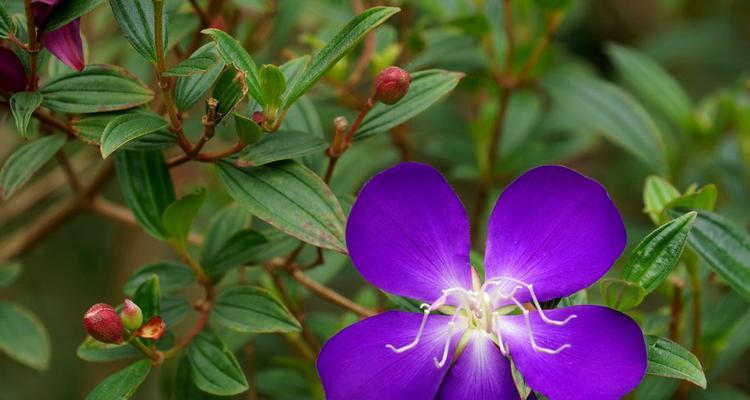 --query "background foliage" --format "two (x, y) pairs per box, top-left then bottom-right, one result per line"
(1, 0), (749, 399)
